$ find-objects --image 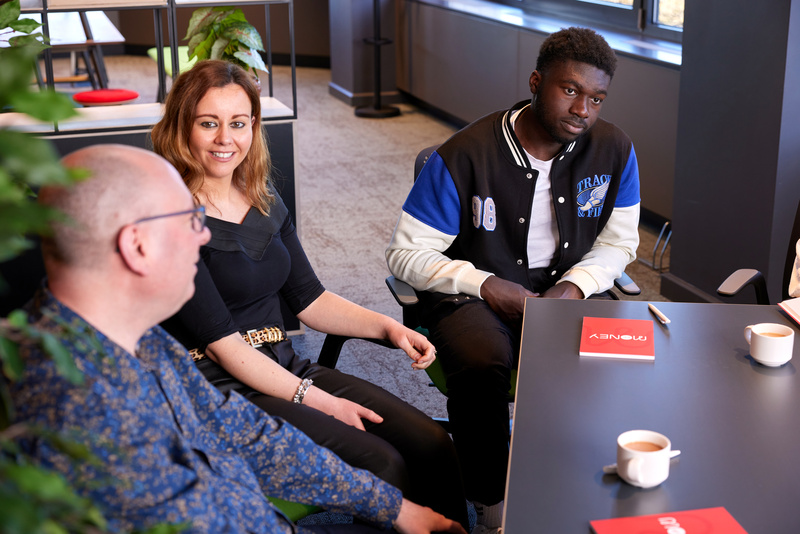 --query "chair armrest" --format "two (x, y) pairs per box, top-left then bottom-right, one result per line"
(317, 334), (395, 369)
(717, 268), (769, 304)
(614, 272), (641, 295)
(385, 275), (419, 307)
